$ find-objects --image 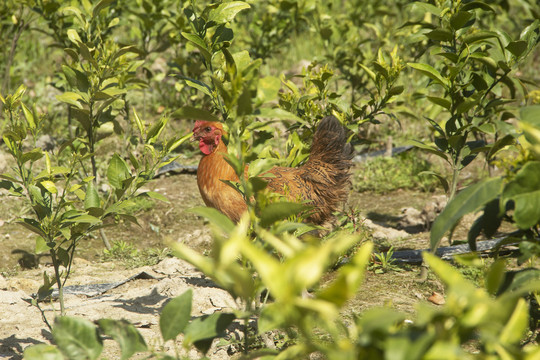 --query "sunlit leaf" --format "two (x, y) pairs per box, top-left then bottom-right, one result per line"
(181, 33), (211, 64)
(208, 1), (250, 24)
(97, 319), (147, 360)
(431, 177), (503, 250)
(52, 317), (103, 360)
(66, 29), (82, 44)
(187, 206), (235, 235)
(502, 161), (540, 228)
(183, 313), (235, 353)
(160, 290), (192, 342)
(84, 182), (100, 209)
(107, 154), (131, 190)
(23, 344), (64, 360)
(56, 92), (84, 109)
(498, 298), (529, 346)
(408, 62), (449, 88)
(259, 202), (311, 227)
